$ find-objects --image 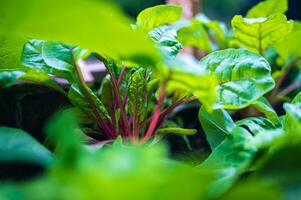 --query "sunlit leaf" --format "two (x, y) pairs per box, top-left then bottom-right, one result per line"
(200, 49), (275, 109)
(136, 4), (183, 31)
(177, 20), (212, 52)
(230, 14), (293, 55)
